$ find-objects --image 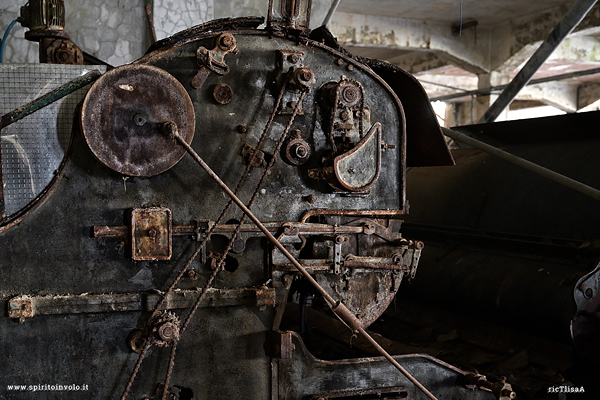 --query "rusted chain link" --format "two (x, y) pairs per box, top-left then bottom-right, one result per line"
(167, 114), (440, 400)
(159, 89), (308, 400)
(121, 73), (301, 400)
